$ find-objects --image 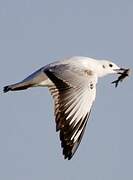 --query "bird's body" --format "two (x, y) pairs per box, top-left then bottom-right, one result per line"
(3, 56), (128, 160)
